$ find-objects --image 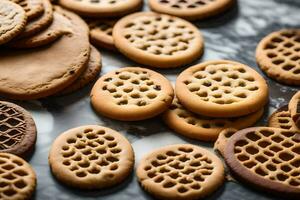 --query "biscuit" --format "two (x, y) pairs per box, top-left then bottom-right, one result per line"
(256, 29), (300, 85)
(289, 91), (300, 128)
(163, 97), (263, 141)
(90, 67), (174, 121)
(224, 127), (300, 197)
(213, 128), (237, 158)
(48, 125), (134, 189)
(18, 0), (44, 20)
(113, 12), (204, 68)
(137, 144), (224, 200)
(176, 60), (269, 117)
